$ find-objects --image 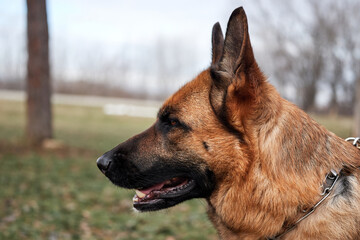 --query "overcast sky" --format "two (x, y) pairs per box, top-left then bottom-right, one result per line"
(0, 0), (281, 97)
(0, 0), (257, 57)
